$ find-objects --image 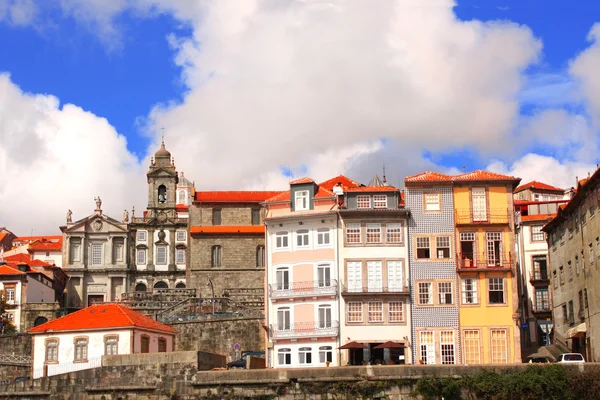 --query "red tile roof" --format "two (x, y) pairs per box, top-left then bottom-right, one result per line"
(28, 259), (54, 267)
(27, 241), (62, 251)
(405, 171), (453, 183)
(0, 265), (25, 275)
(28, 303), (177, 334)
(190, 226), (265, 234)
(521, 214), (556, 222)
(318, 175), (362, 191)
(14, 235), (62, 243)
(176, 204), (190, 210)
(4, 253), (31, 263)
(345, 186), (399, 193)
(290, 177), (315, 185)
(0, 233), (8, 241)
(515, 181), (564, 193)
(453, 170), (518, 181)
(195, 191), (282, 203)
